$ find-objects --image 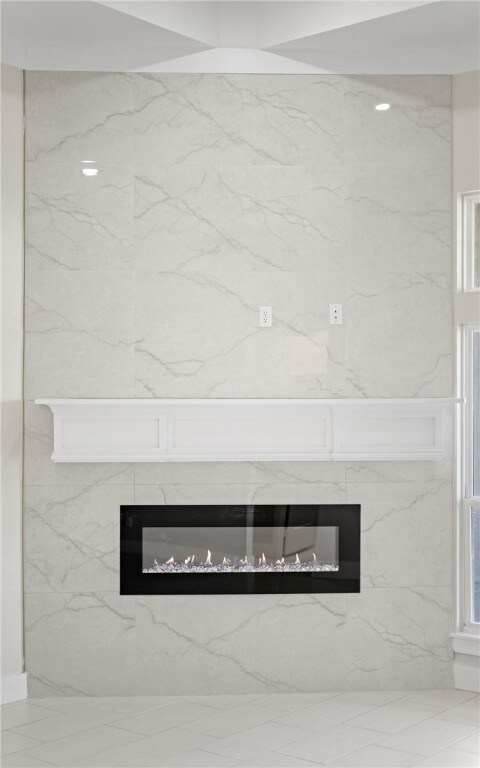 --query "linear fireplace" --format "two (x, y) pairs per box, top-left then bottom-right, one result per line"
(120, 505), (360, 595)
